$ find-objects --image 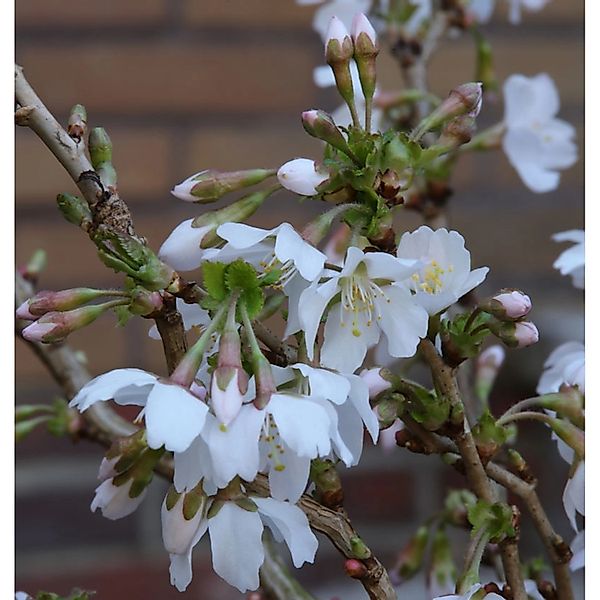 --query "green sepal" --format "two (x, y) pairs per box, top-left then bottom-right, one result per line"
(467, 500), (515, 543)
(202, 262), (228, 302)
(165, 486), (182, 511)
(408, 387), (450, 431)
(350, 535), (372, 559)
(234, 497), (259, 513)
